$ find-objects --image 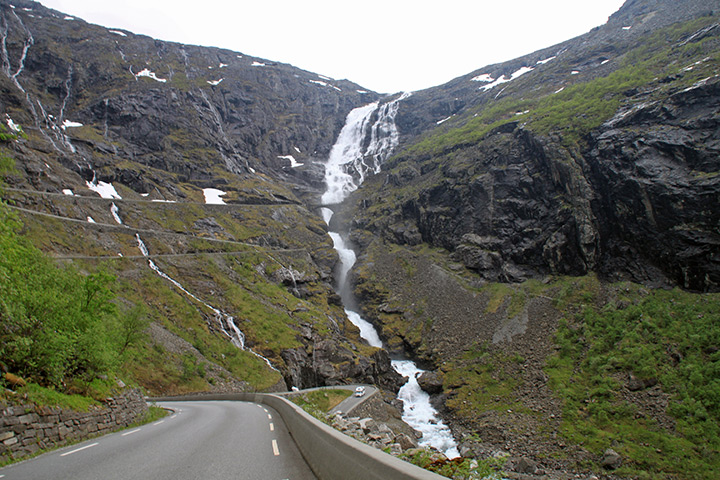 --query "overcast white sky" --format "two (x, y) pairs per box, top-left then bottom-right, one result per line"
(37, 0), (626, 93)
